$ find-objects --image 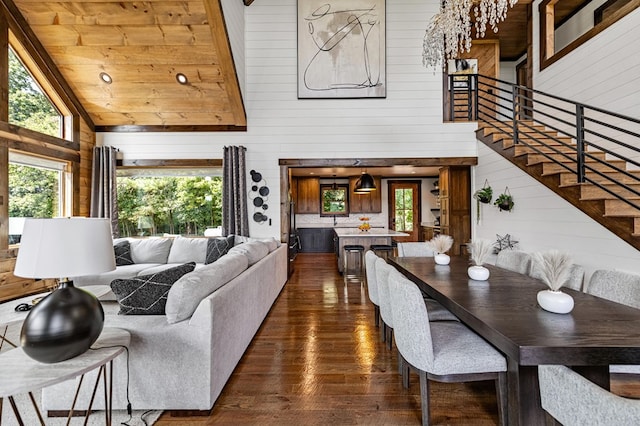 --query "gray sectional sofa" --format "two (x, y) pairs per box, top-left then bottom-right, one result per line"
(41, 236), (288, 412)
